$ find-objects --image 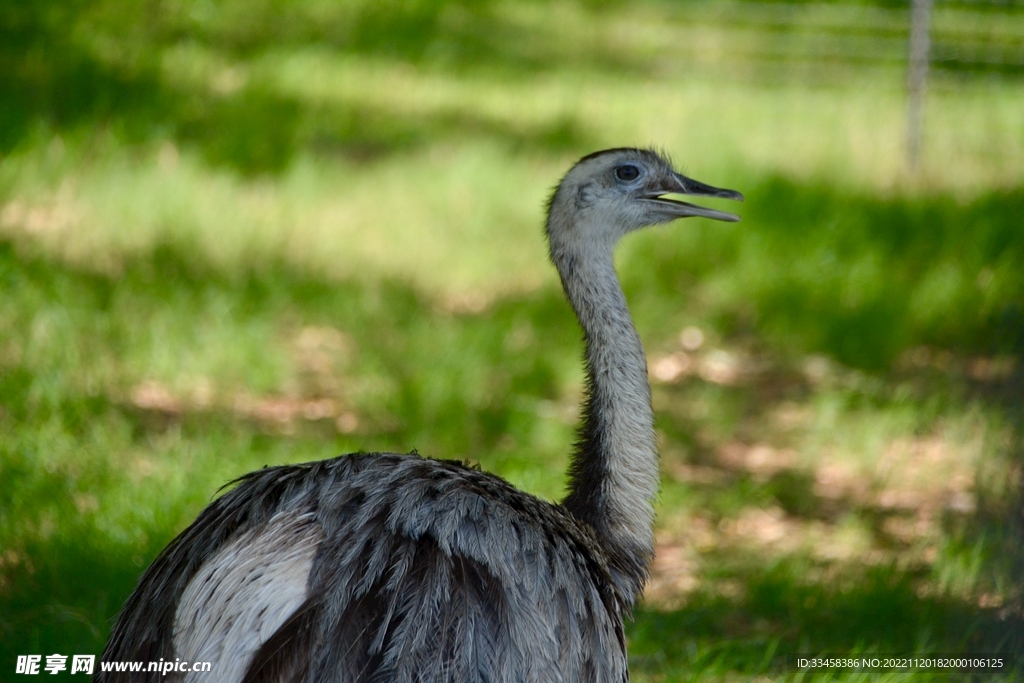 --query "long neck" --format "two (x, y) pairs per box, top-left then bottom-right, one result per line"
(557, 246), (659, 605)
